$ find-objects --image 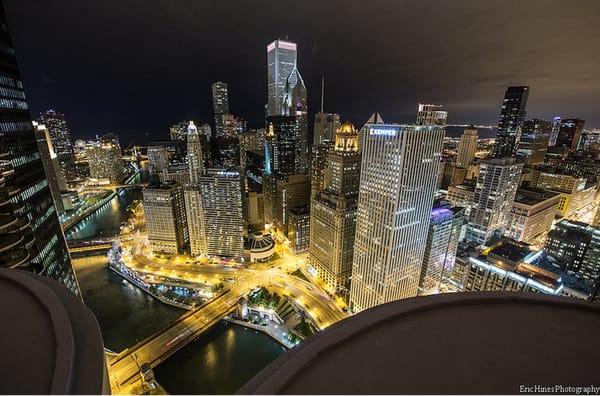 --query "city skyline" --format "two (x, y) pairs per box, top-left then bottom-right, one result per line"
(4, 0), (600, 142)
(2, 1), (600, 395)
